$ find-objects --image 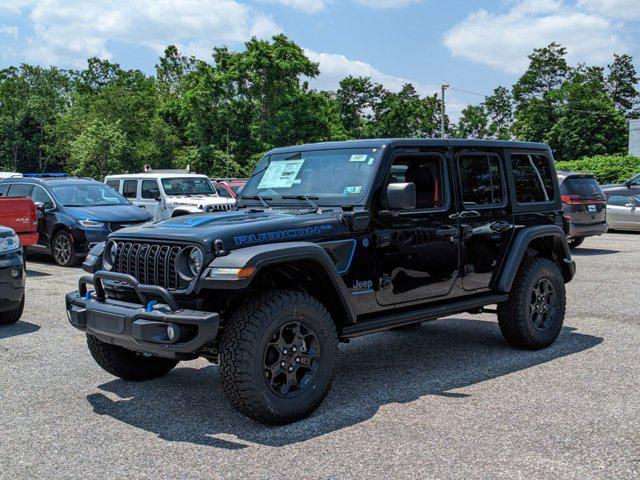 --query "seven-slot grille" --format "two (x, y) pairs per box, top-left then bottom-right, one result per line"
(111, 241), (191, 291)
(208, 203), (232, 211)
